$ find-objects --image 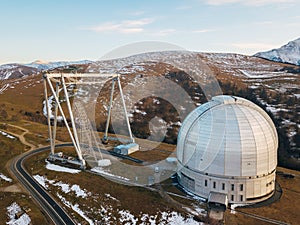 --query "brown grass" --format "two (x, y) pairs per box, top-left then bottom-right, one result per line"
(0, 124), (25, 136)
(24, 133), (49, 147)
(24, 150), (206, 224)
(0, 136), (50, 224)
(0, 192), (50, 225)
(0, 136), (24, 182)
